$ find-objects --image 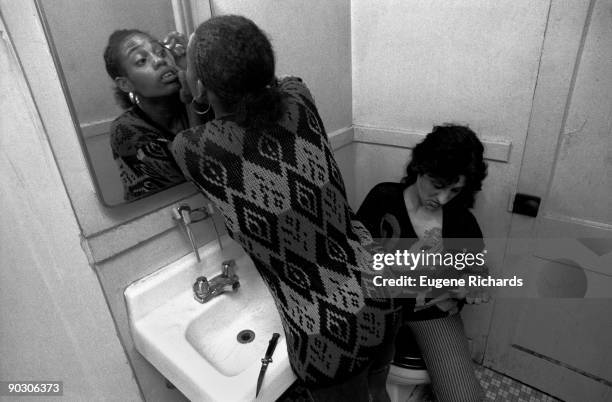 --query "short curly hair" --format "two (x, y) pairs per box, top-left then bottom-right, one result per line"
(401, 125), (488, 208)
(190, 15), (284, 128)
